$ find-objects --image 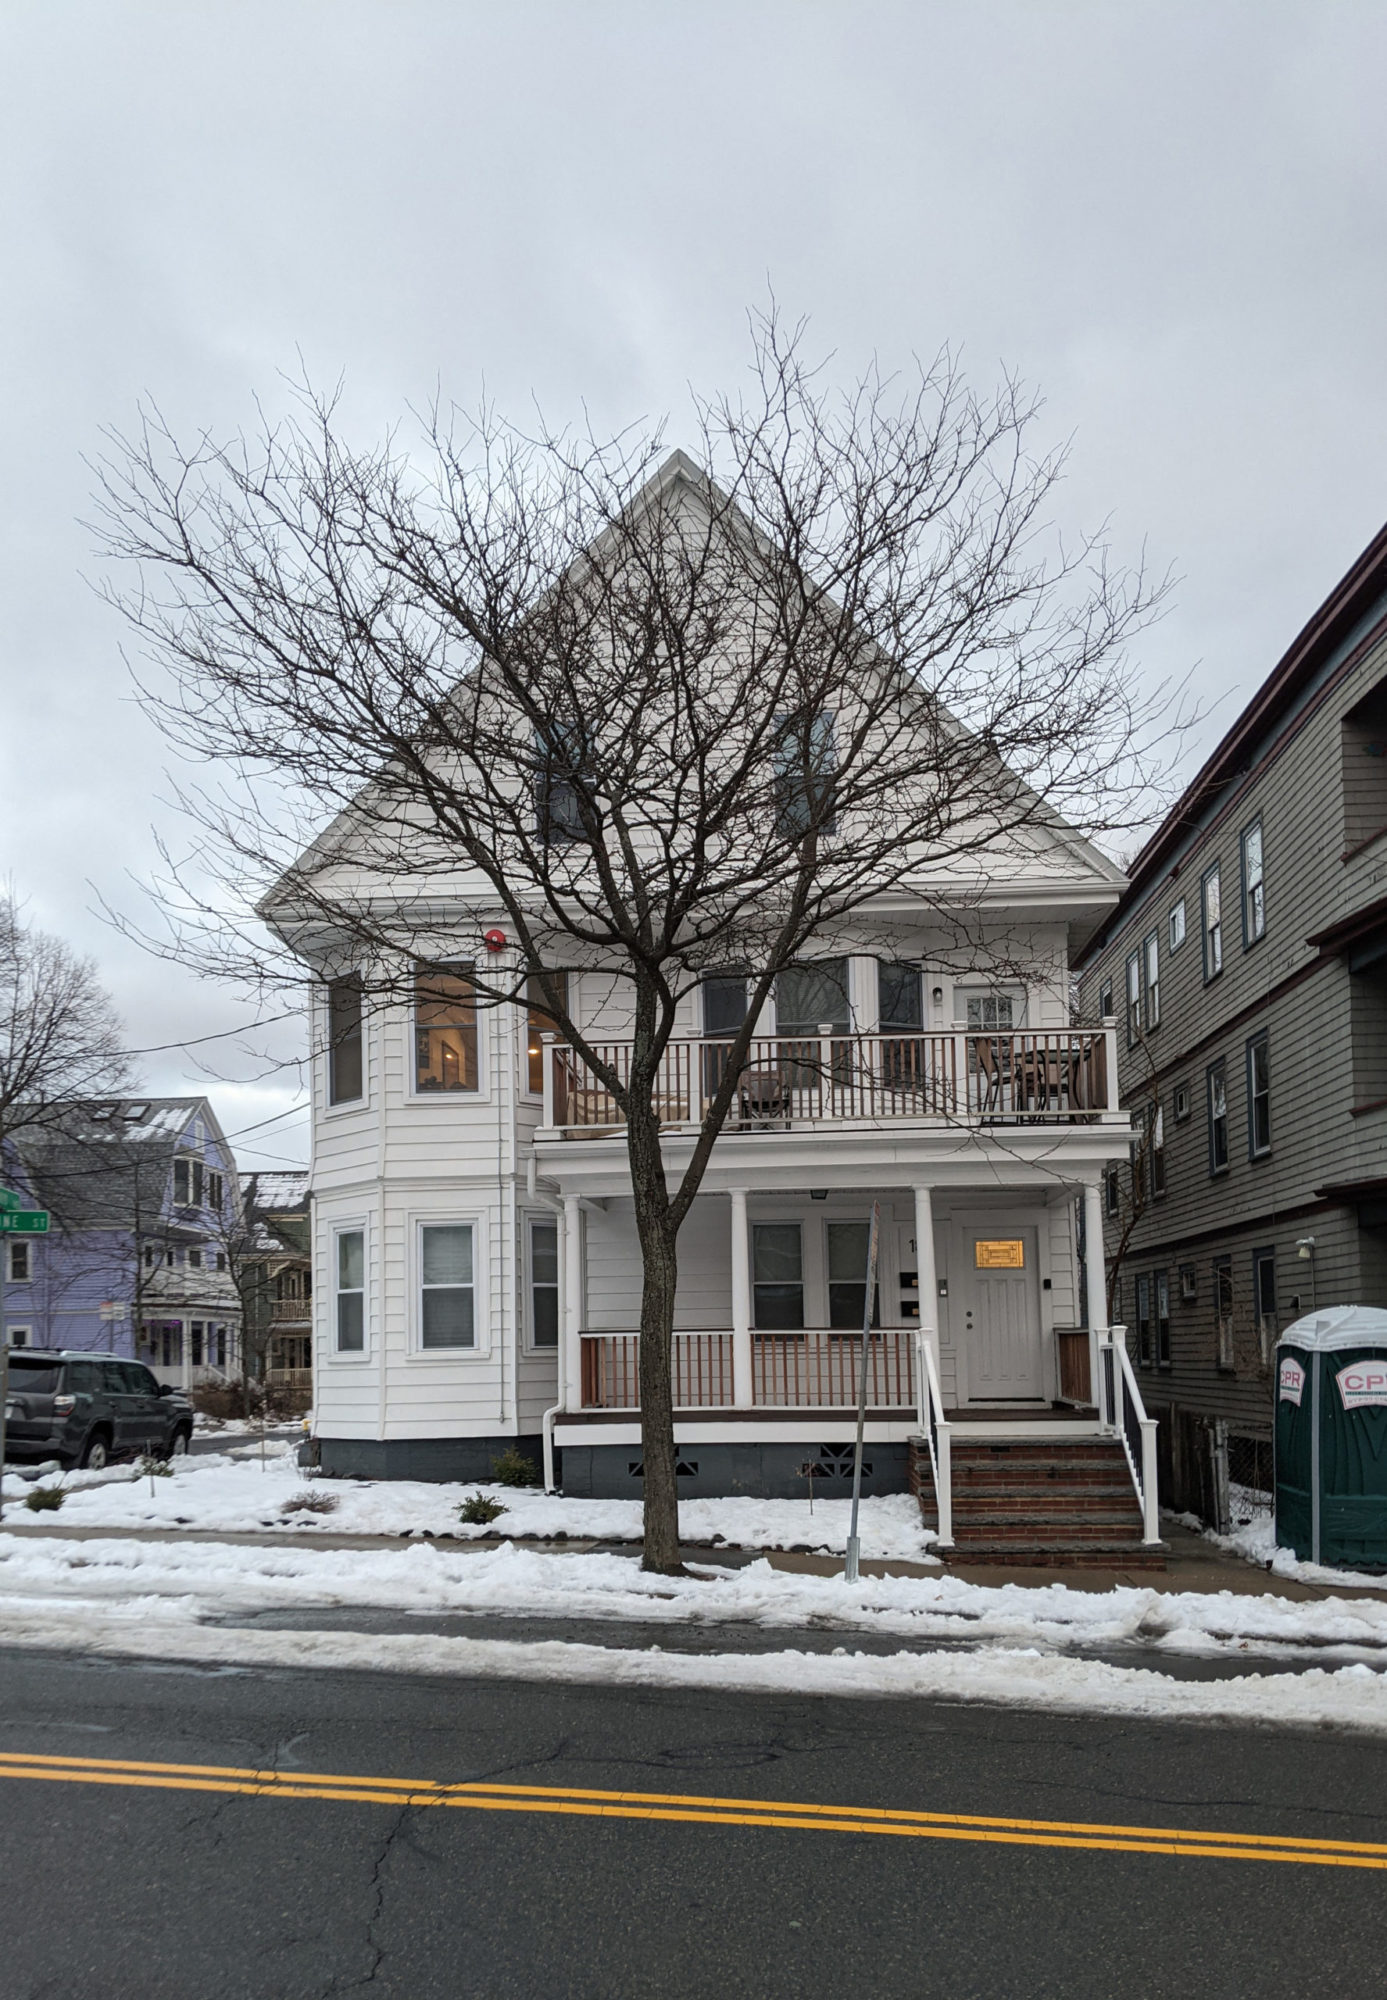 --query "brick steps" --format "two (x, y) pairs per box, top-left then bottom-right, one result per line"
(910, 1433), (1164, 1569)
